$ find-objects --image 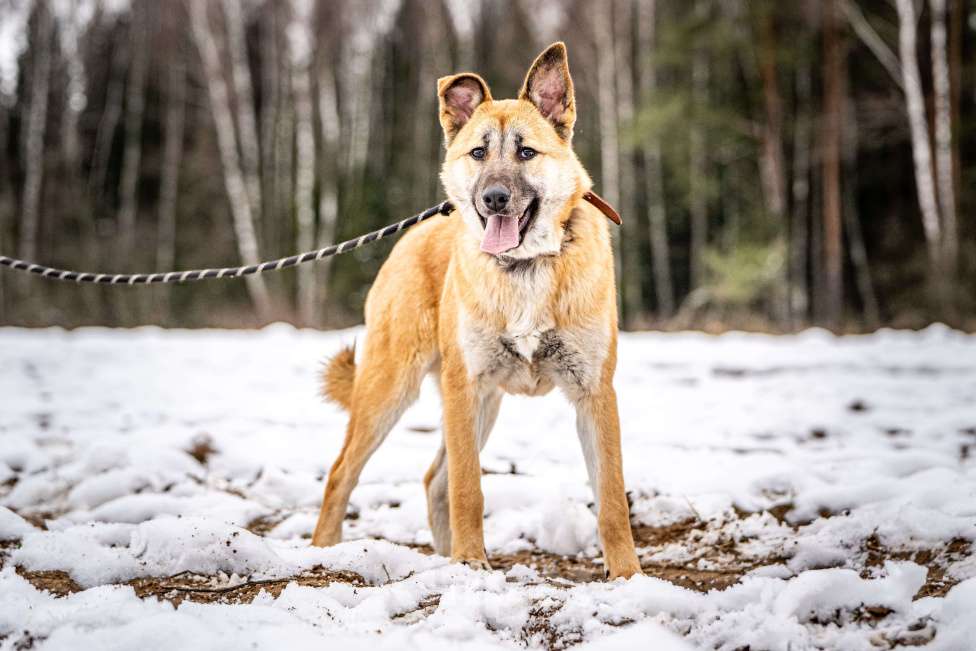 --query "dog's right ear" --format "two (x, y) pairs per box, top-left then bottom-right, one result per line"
(437, 74), (492, 144)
